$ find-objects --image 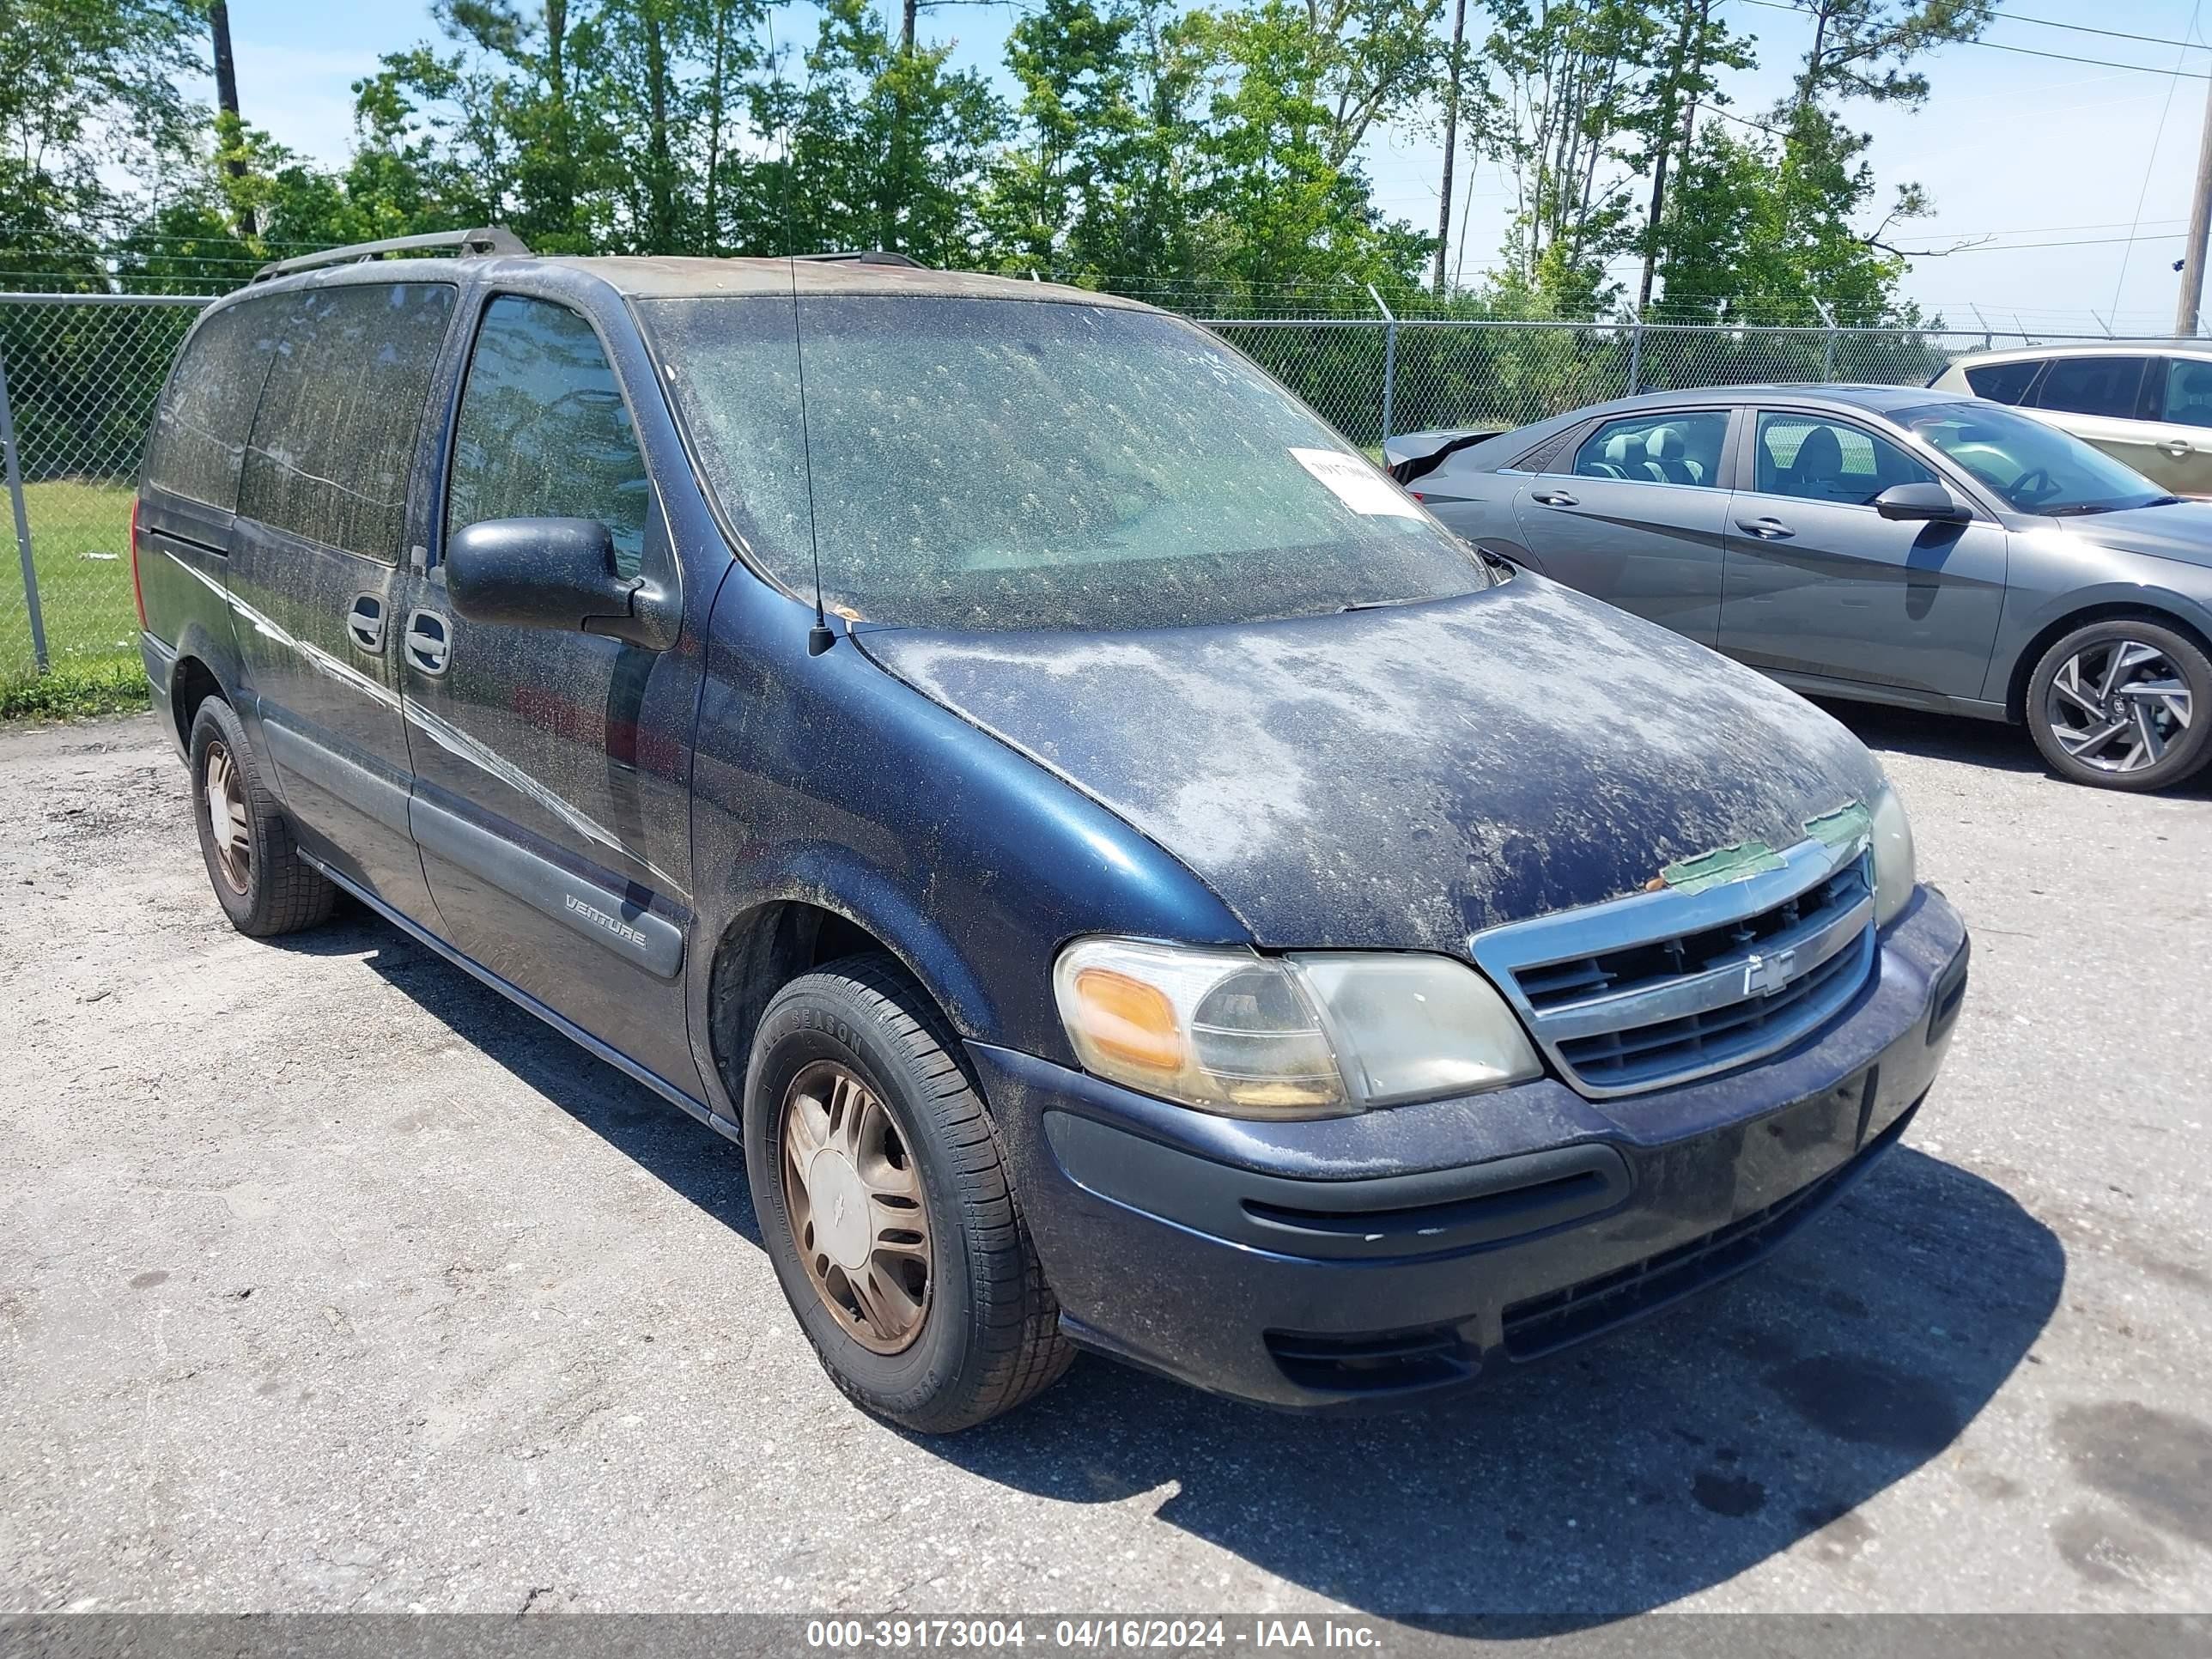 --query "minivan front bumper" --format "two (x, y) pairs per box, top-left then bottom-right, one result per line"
(966, 886), (1969, 1410)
